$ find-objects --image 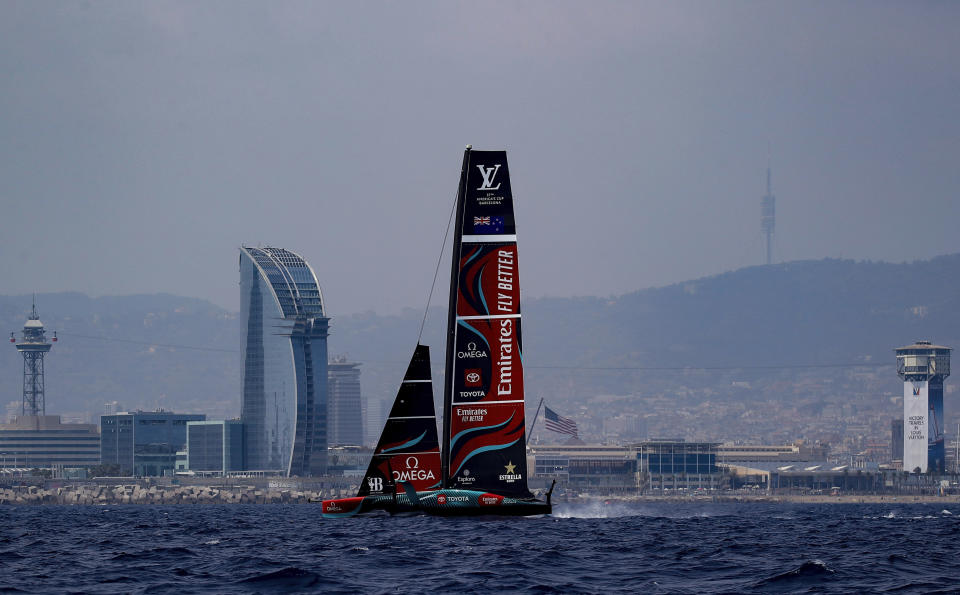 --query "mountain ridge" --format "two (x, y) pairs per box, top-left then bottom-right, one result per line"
(2, 254), (958, 424)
